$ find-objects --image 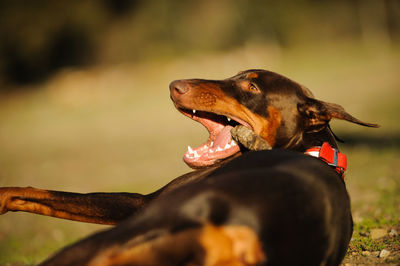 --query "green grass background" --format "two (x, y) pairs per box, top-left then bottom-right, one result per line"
(0, 43), (399, 264)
